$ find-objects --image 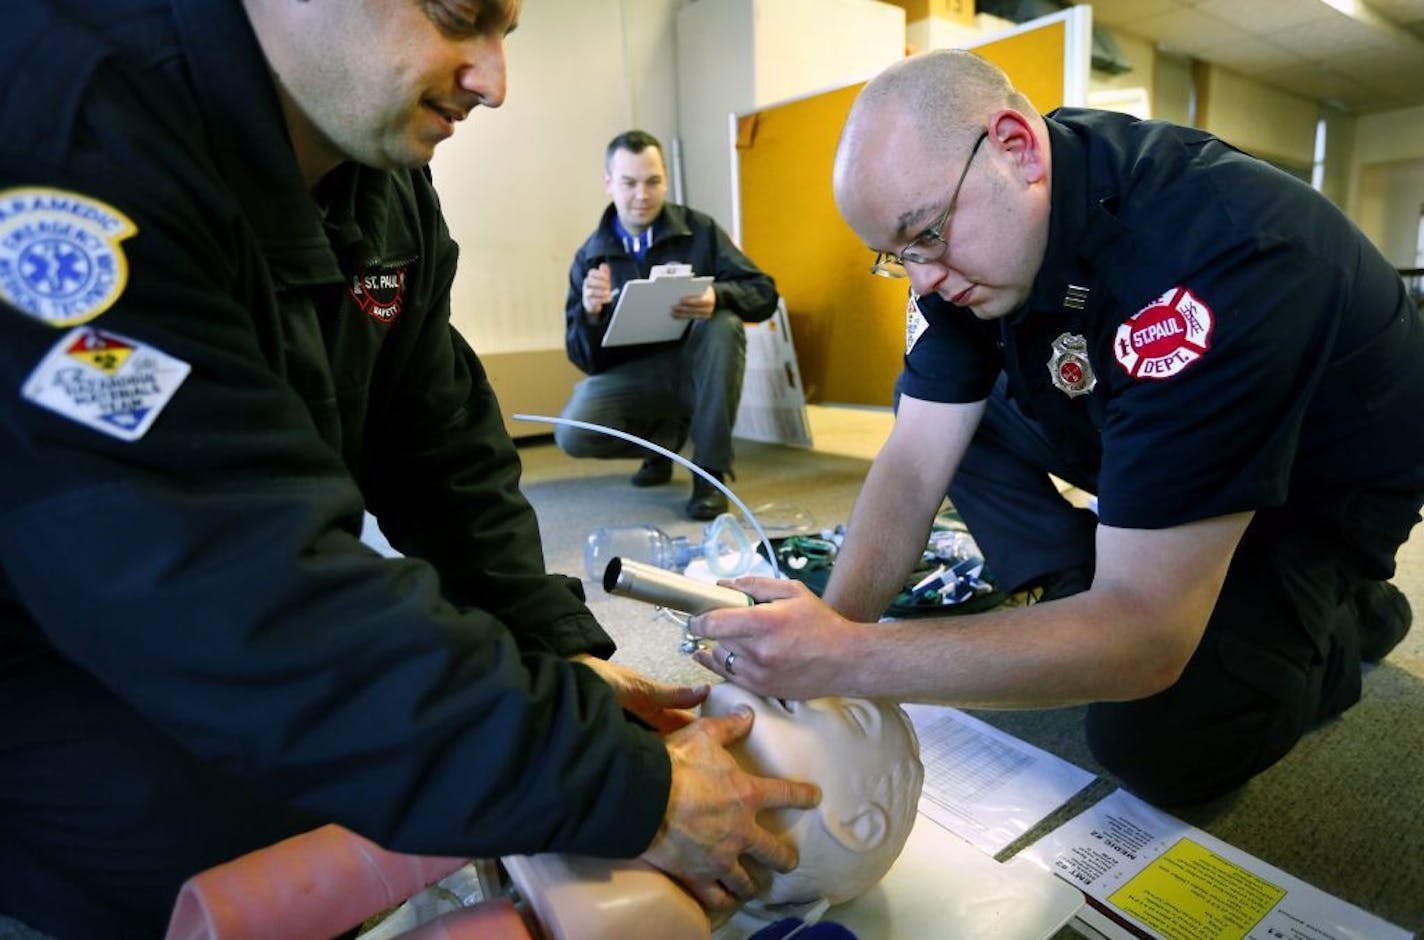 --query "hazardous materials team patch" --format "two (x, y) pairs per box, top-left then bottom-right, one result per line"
(1113, 286), (1214, 380)
(0, 187), (137, 326)
(22, 327), (191, 442)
